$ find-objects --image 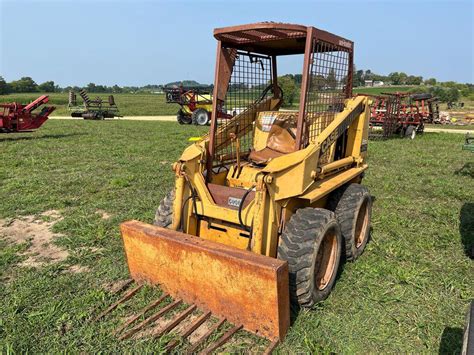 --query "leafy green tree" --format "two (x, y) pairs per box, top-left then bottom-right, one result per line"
(446, 87), (460, 102)
(425, 78), (437, 86)
(0, 76), (9, 94)
(278, 75), (297, 106)
(406, 75), (423, 85)
(9, 77), (38, 93)
(326, 68), (337, 89)
(389, 72), (401, 85)
(354, 69), (364, 87)
(398, 72), (408, 85)
(38, 81), (56, 92)
(311, 74), (326, 91)
(112, 85), (123, 93)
